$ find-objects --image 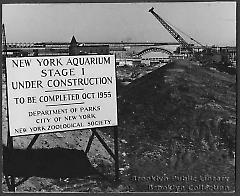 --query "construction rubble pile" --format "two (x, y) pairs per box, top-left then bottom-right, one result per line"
(116, 59), (236, 192)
